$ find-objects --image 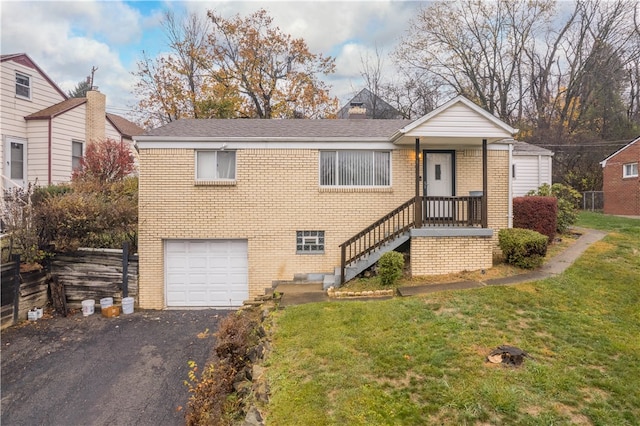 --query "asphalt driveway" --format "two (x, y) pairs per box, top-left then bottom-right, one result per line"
(1, 308), (228, 425)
